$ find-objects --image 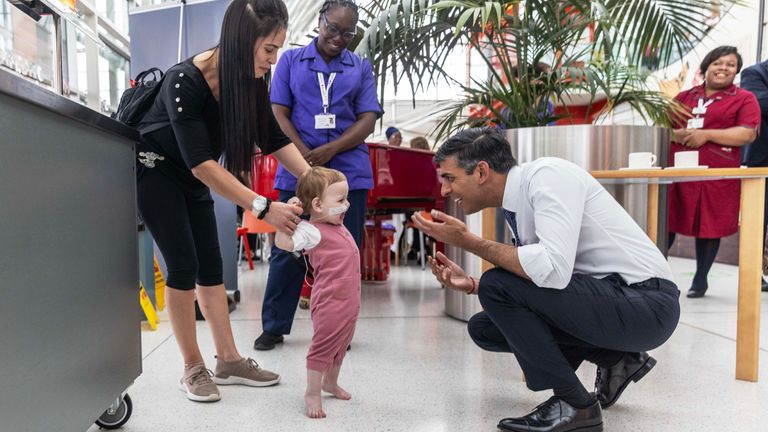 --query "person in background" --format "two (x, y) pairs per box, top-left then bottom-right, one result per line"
(739, 58), (768, 292)
(414, 128), (679, 432)
(410, 136), (430, 150)
(136, 0), (309, 402)
(386, 126), (402, 146)
(404, 136), (433, 259)
(385, 136), (432, 261)
(668, 45), (760, 298)
(254, 0), (382, 351)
